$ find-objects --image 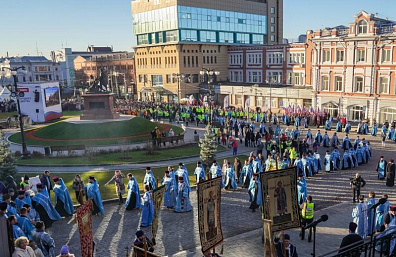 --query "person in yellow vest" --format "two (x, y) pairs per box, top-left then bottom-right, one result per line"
(301, 195), (314, 242)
